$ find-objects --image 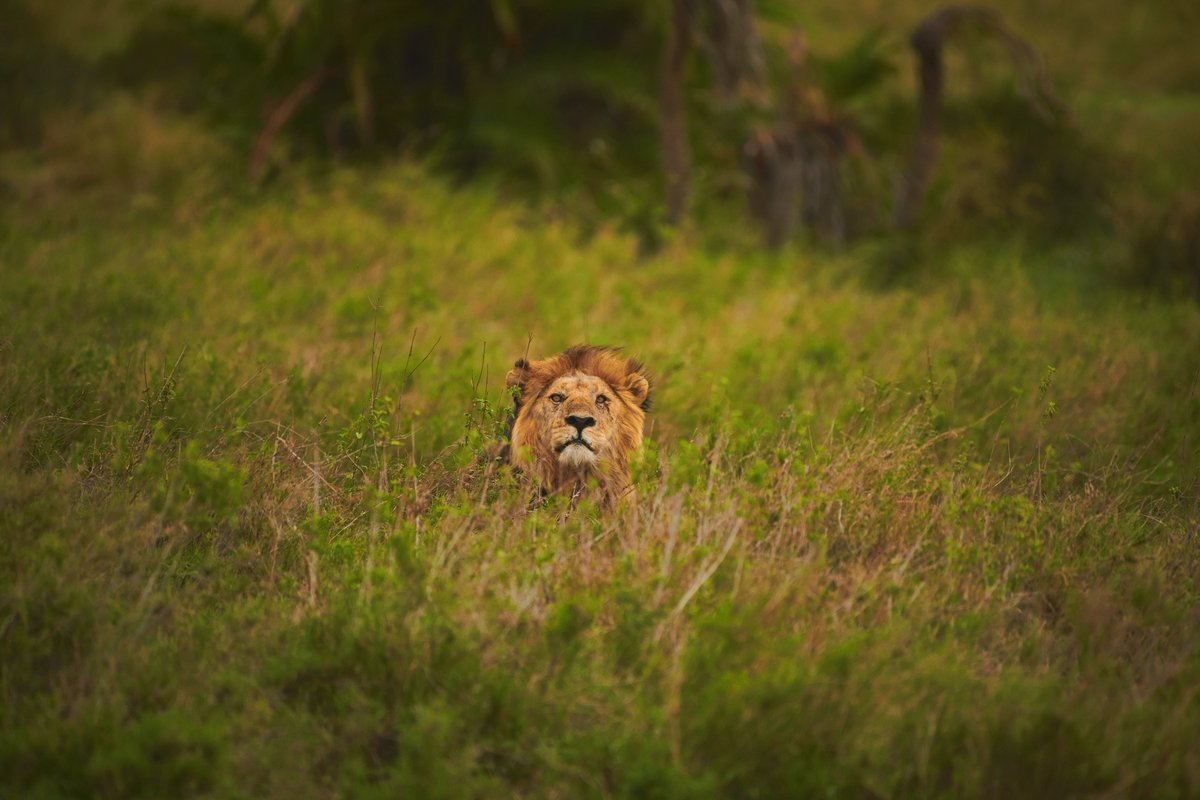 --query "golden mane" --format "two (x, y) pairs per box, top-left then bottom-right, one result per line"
(510, 345), (651, 416)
